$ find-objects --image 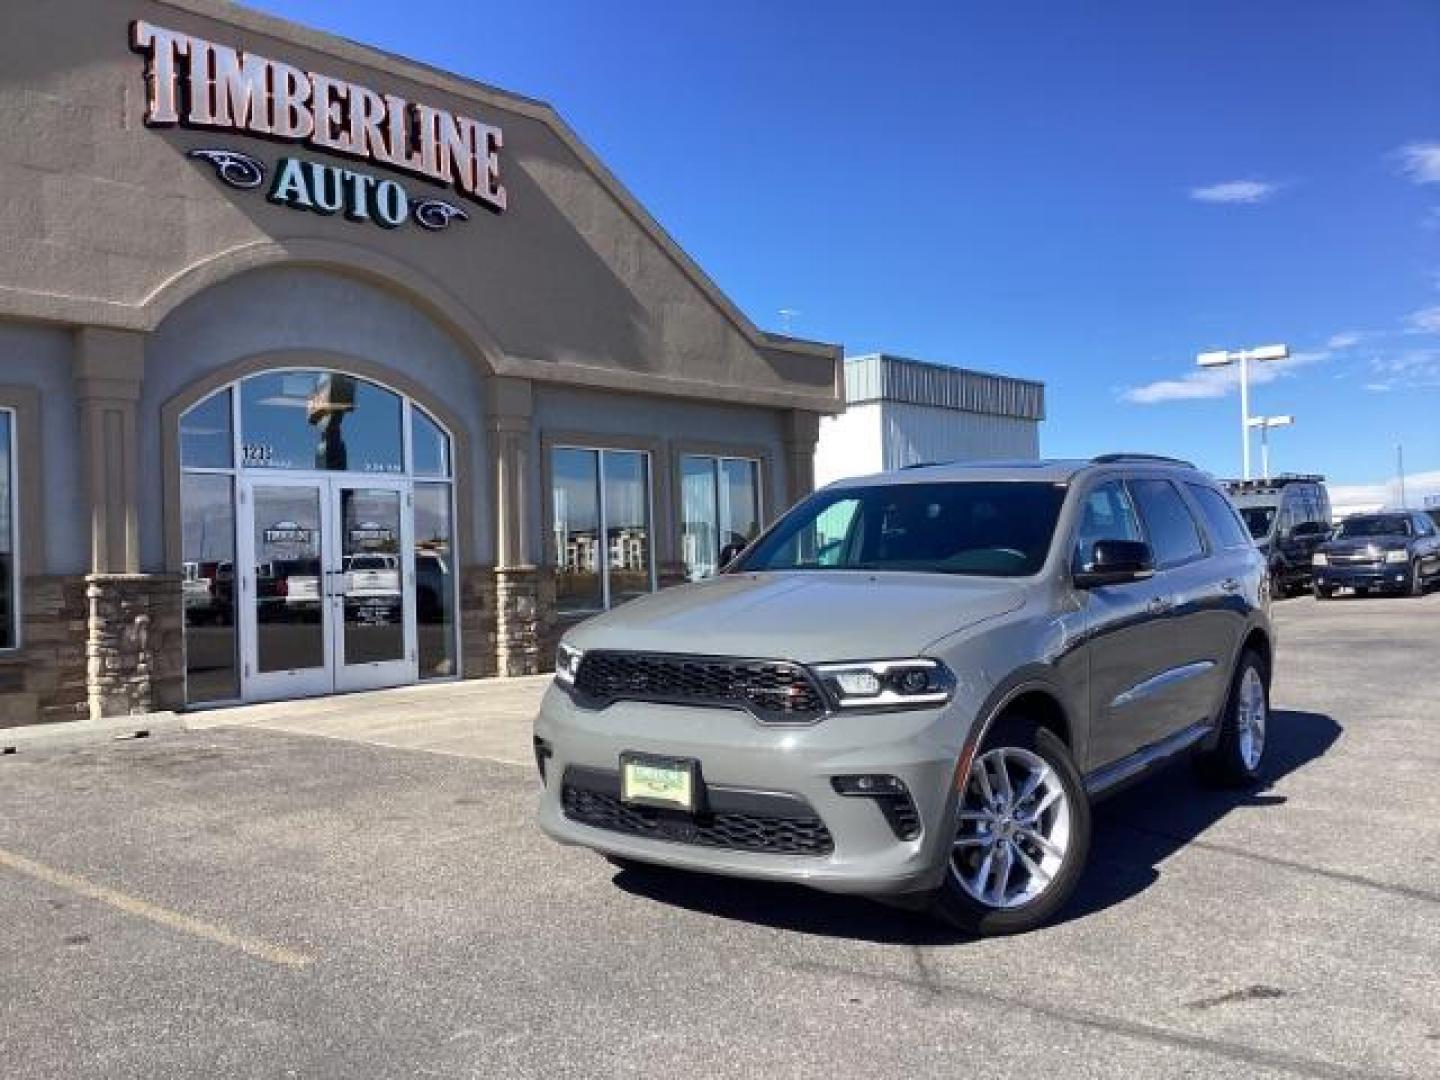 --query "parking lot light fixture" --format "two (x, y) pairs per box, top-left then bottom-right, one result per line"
(1247, 414), (1294, 480)
(1195, 344), (1290, 479)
